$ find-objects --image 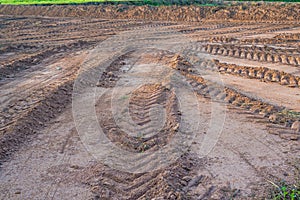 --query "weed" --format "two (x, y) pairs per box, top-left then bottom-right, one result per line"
(278, 110), (300, 120)
(268, 180), (300, 200)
